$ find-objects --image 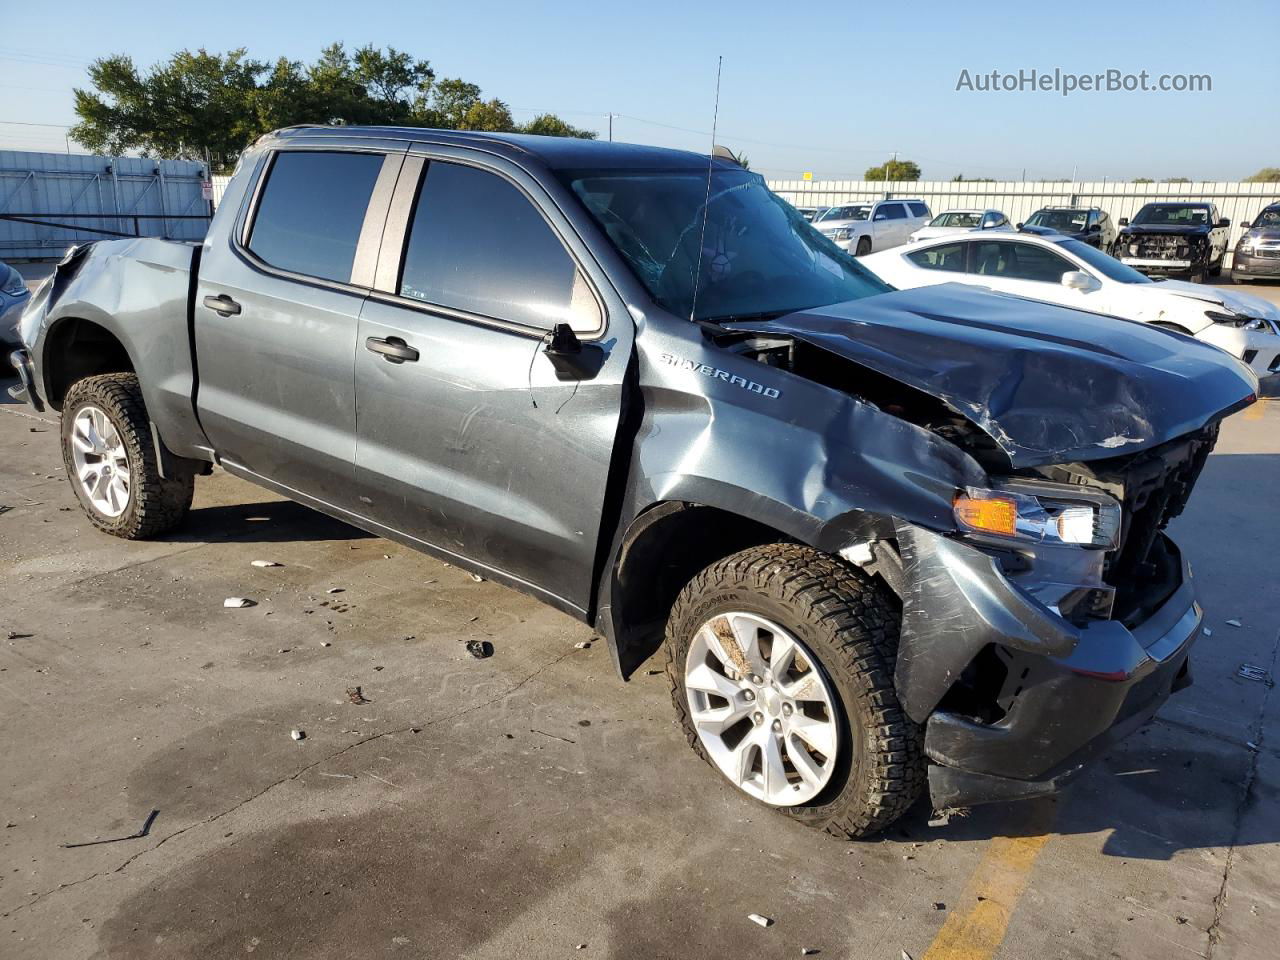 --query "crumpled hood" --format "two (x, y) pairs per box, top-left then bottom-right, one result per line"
(726, 282), (1256, 467)
(1151, 278), (1280, 322)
